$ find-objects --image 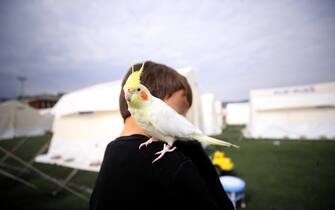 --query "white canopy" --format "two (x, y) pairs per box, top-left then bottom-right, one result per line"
(35, 81), (123, 171)
(226, 103), (250, 125)
(0, 100), (51, 140)
(246, 82), (335, 139)
(52, 81), (121, 116)
(251, 83), (335, 111)
(201, 93), (223, 135)
(38, 108), (54, 132)
(178, 67), (203, 129)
